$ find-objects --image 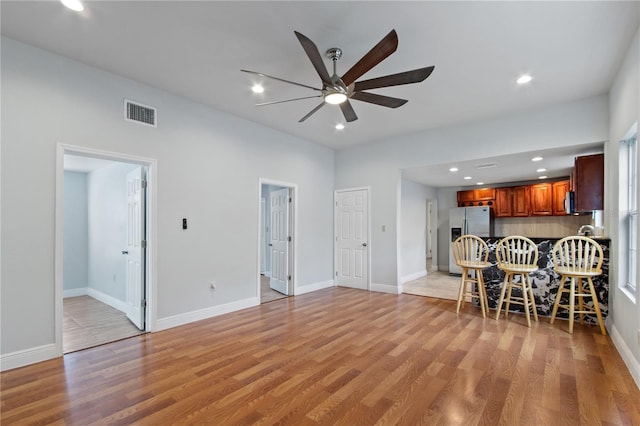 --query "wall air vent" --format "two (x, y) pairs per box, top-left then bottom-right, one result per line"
(124, 99), (157, 127)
